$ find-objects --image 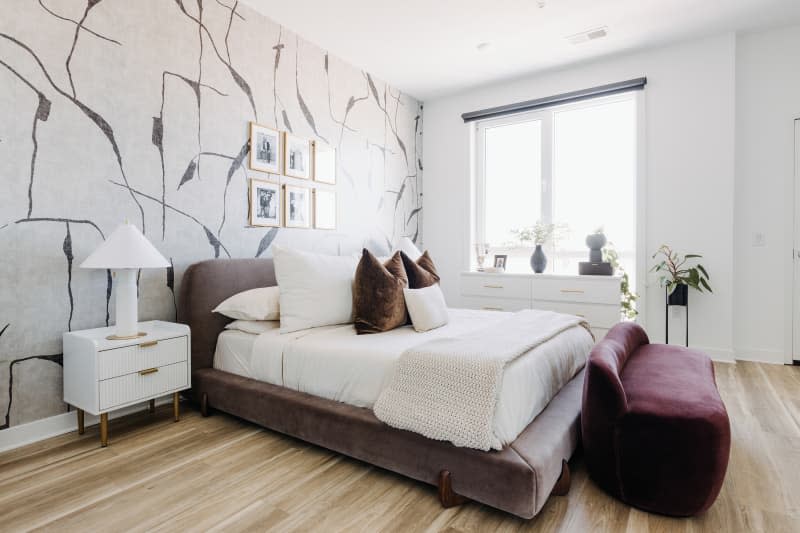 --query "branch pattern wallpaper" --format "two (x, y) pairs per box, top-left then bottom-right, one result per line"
(0, 0), (423, 429)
